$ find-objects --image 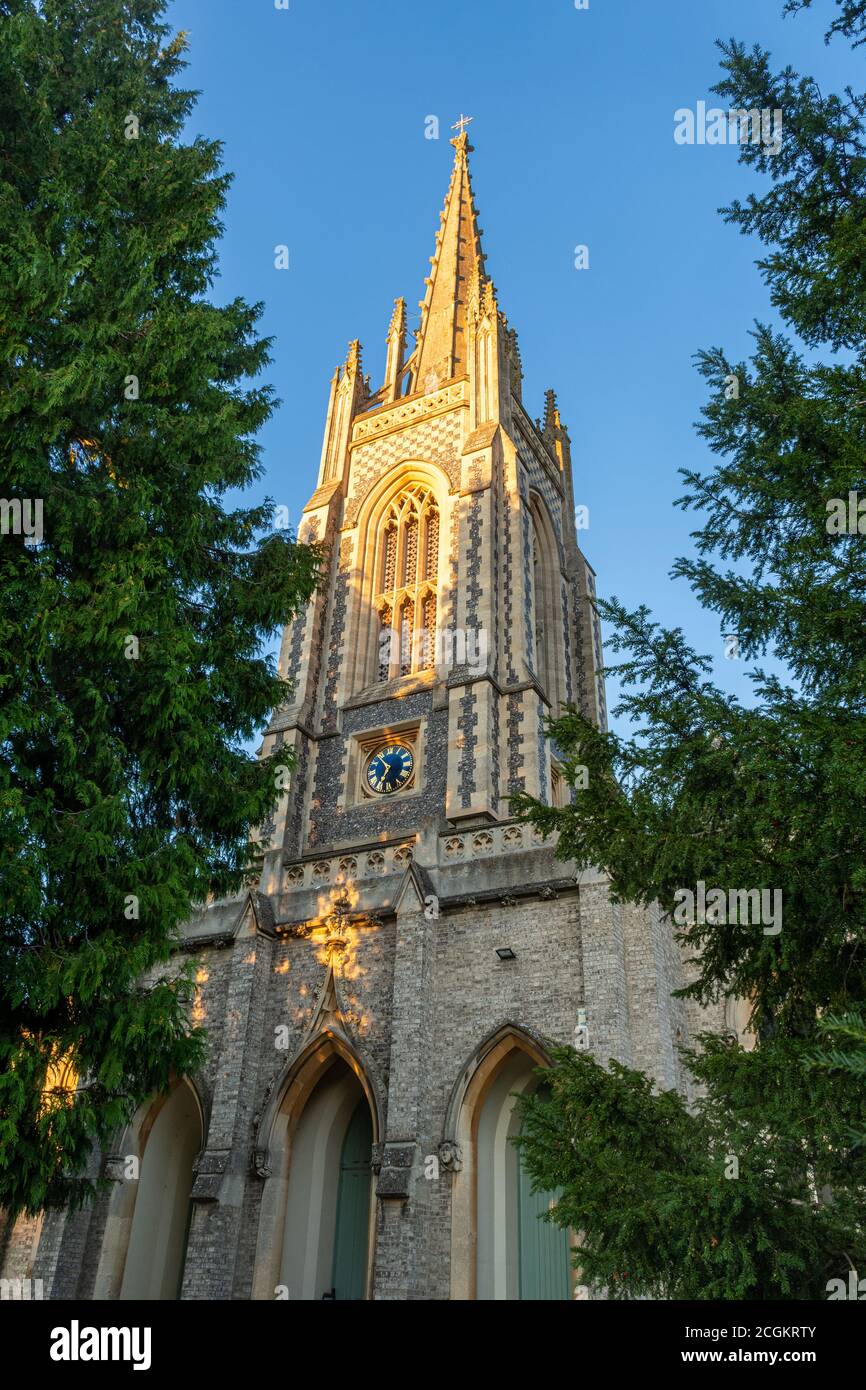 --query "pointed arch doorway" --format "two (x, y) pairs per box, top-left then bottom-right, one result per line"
(252, 1037), (378, 1301)
(449, 1027), (574, 1300)
(93, 1079), (203, 1300)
